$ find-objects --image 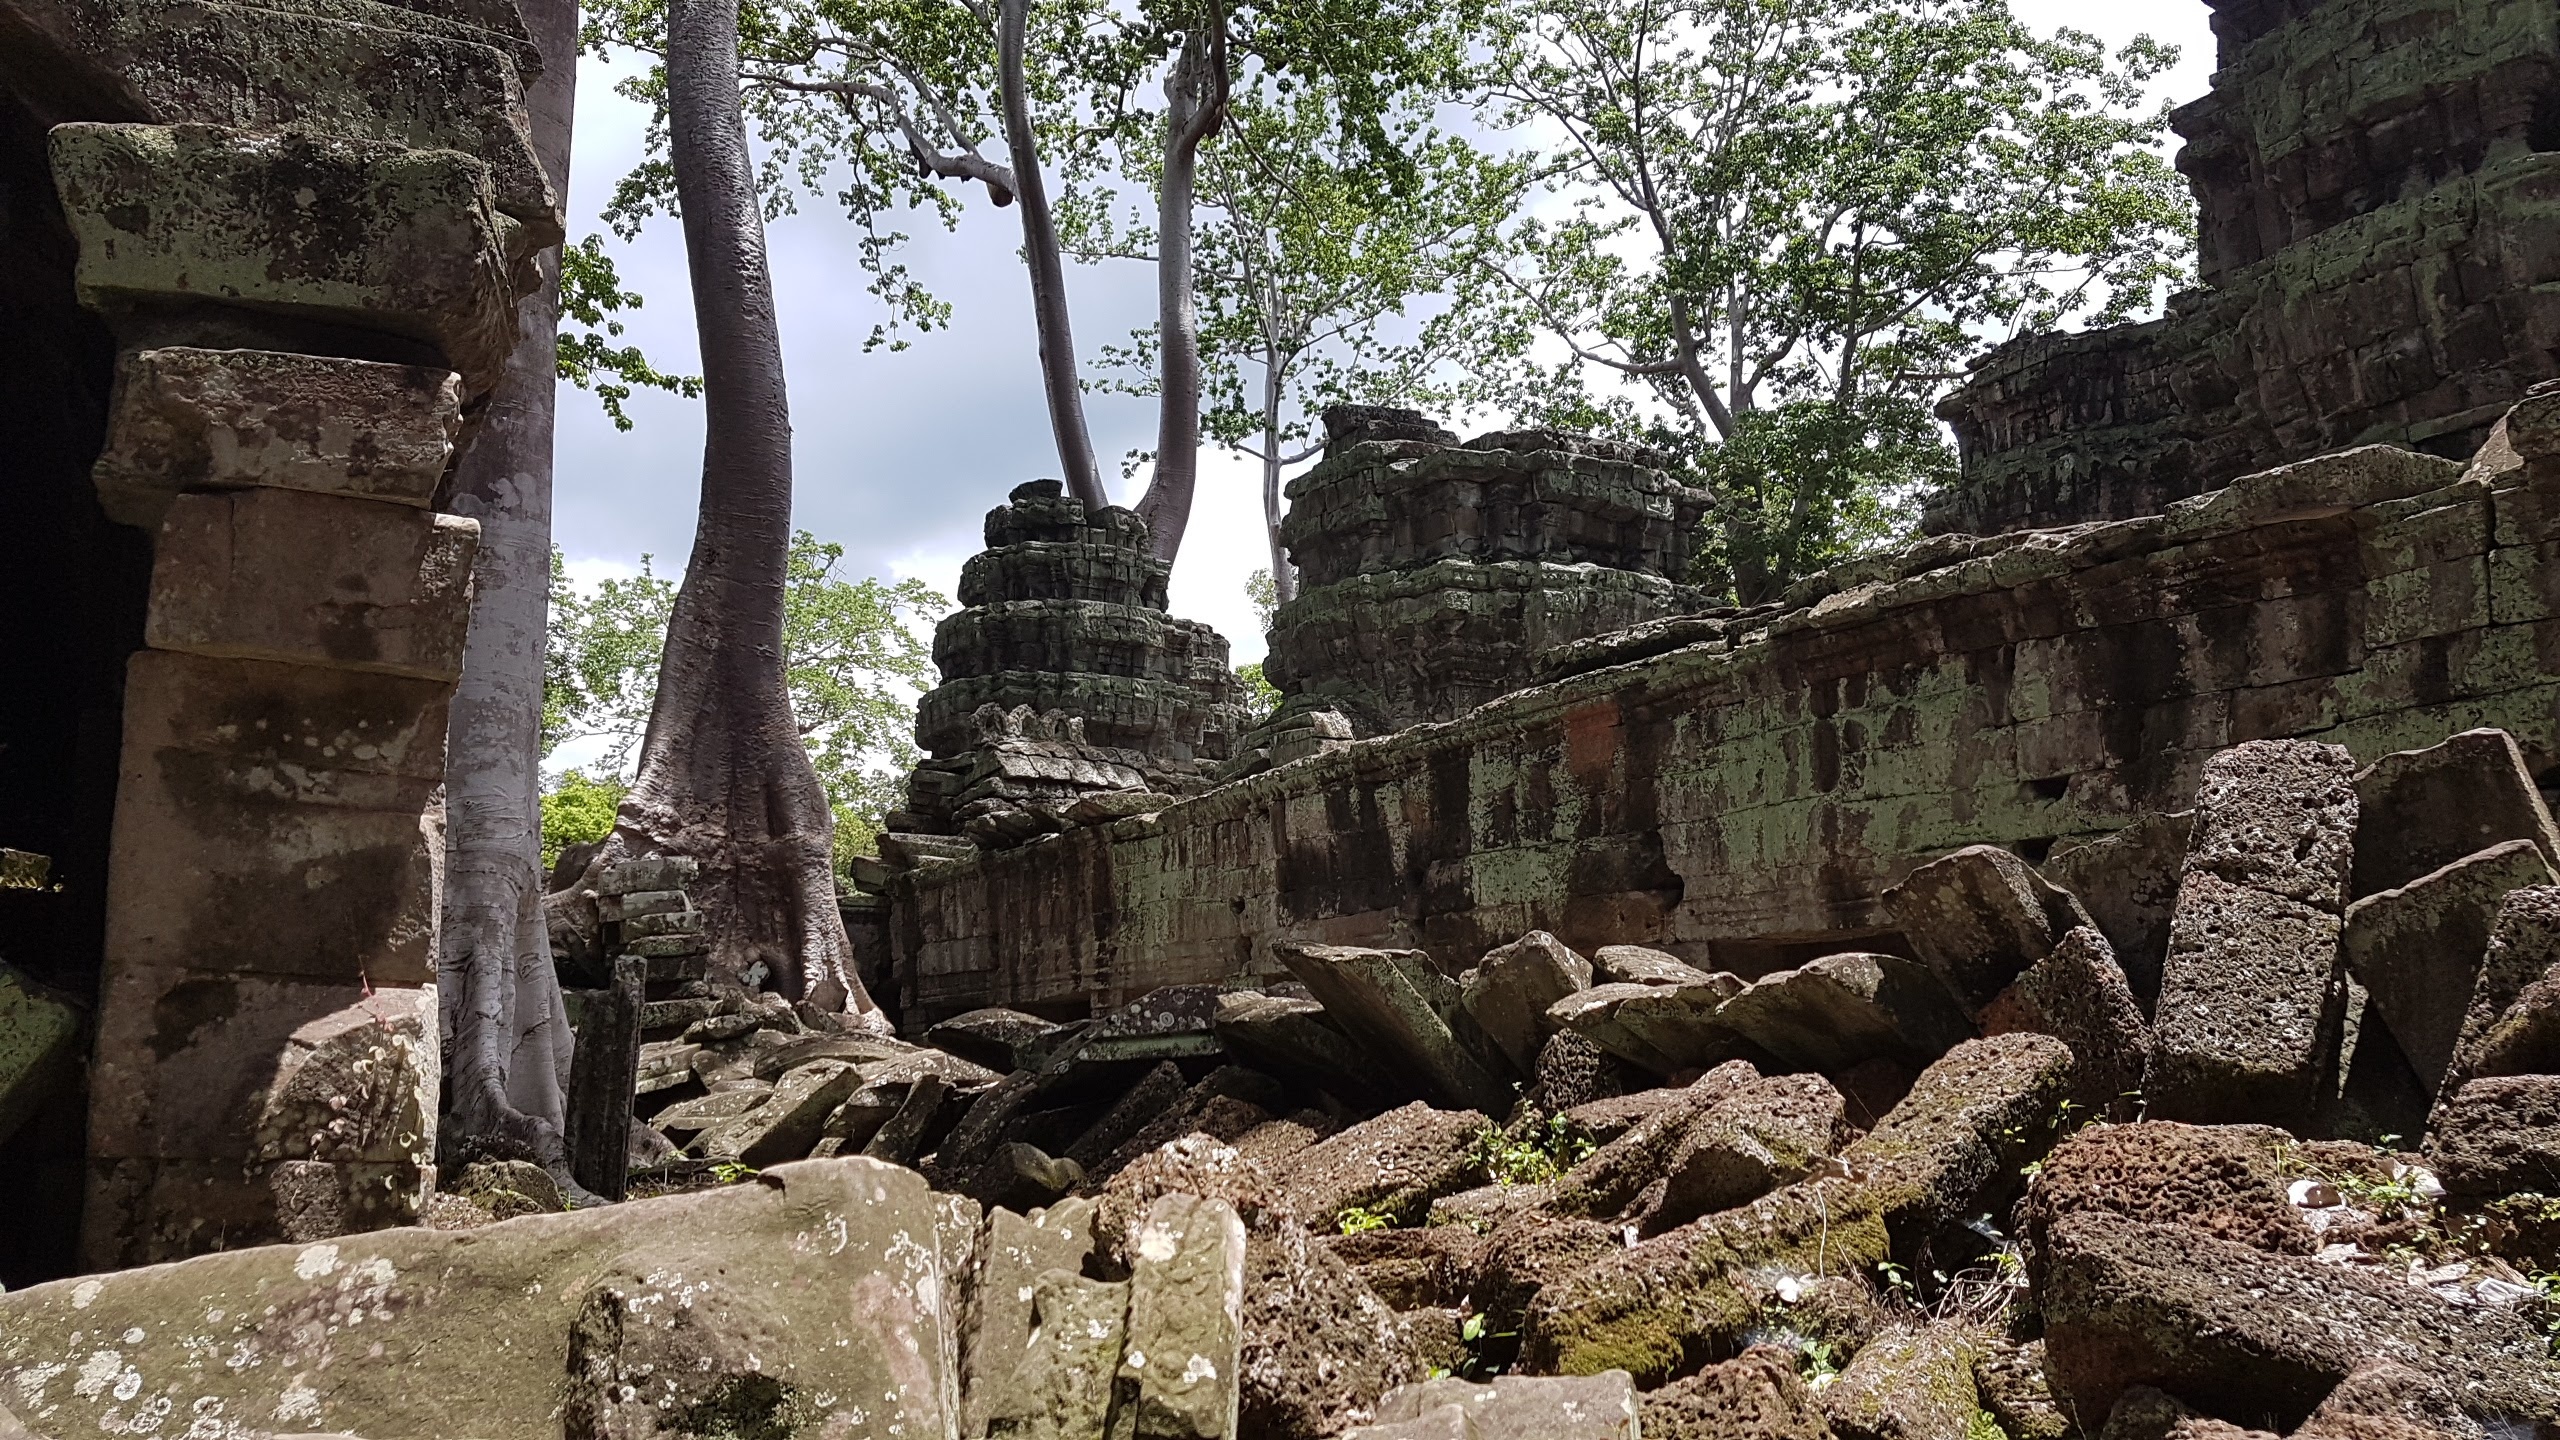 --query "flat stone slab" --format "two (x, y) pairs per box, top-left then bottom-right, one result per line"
(1213, 992), (1407, 1108)
(964, 1198), (1099, 1438)
(1885, 844), (2084, 1013)
(1460, 931), (1592, 1075)
(1277, 942), (1514, 1112)
(1365, 1372), (1640, 1438)
(1979, 926), (2153, 1112)
(1713, 953), (1974, 1073)
(2344, 839), (2558, 1097)
(1119, 1192), (1247, 1440)
(0, 1158), (959, 1438)
(50, 123), (522, 392)
(2181, 740), (2360, 909)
